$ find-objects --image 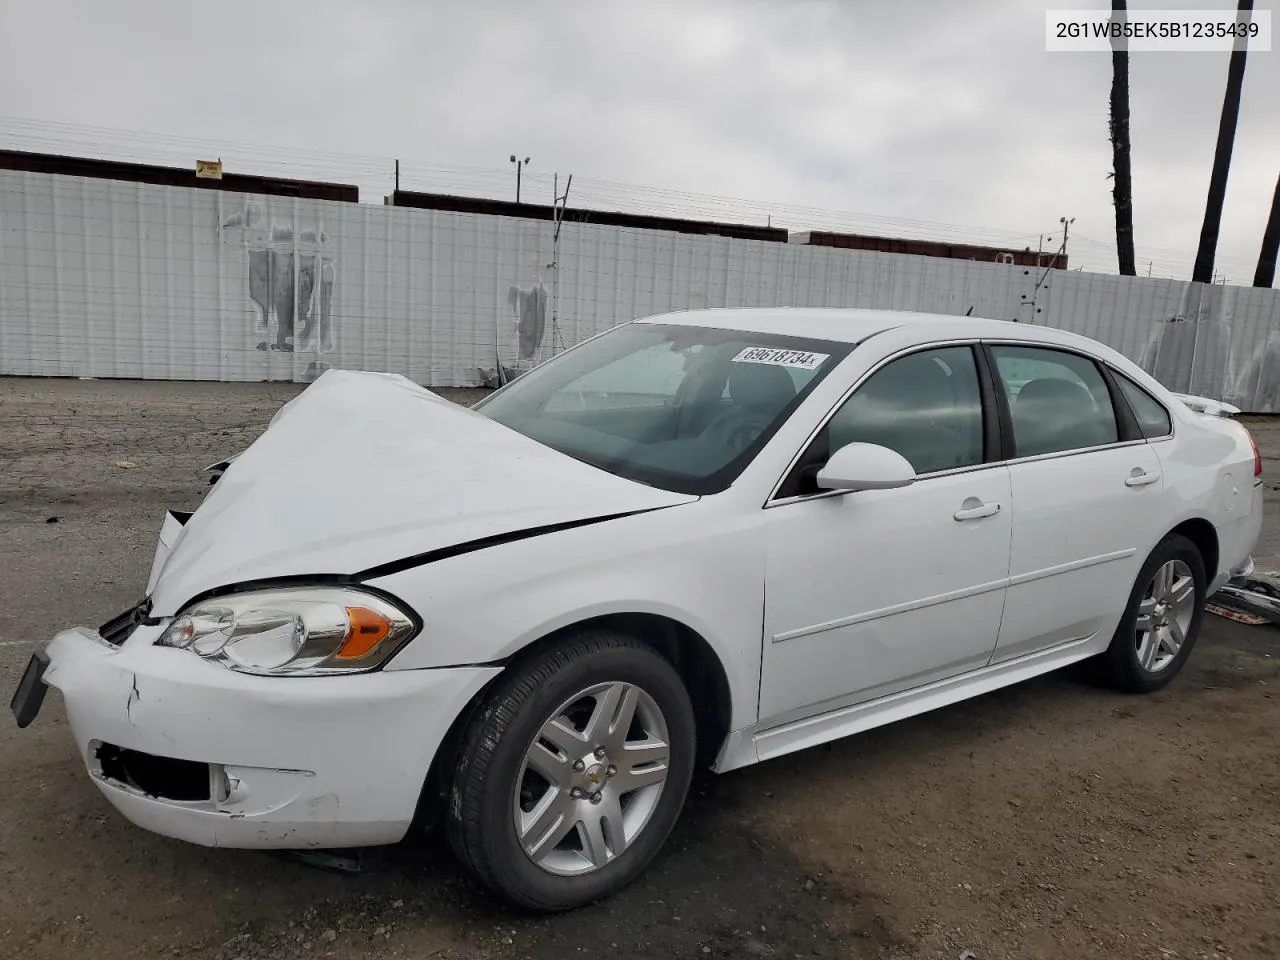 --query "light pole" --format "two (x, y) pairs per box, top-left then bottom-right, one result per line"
(509, 154), (530, 202)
